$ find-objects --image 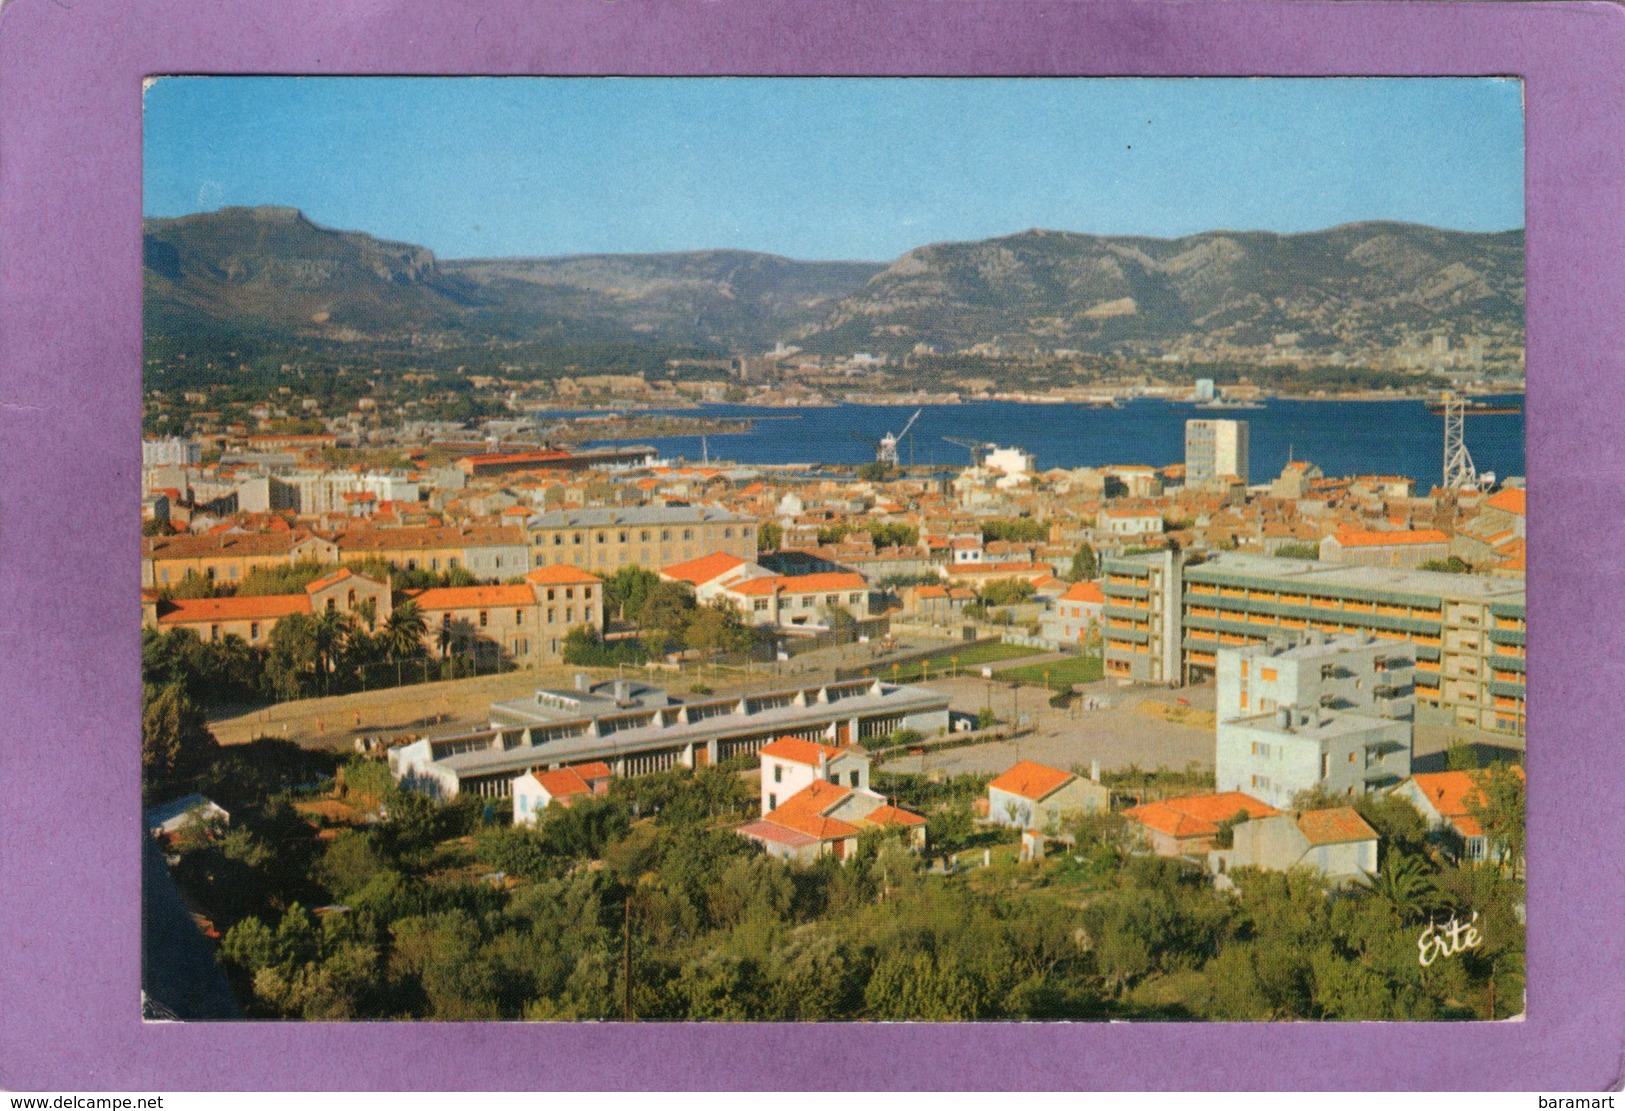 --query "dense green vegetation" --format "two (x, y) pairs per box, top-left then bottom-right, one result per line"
(163, 741), (1524, 1022)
